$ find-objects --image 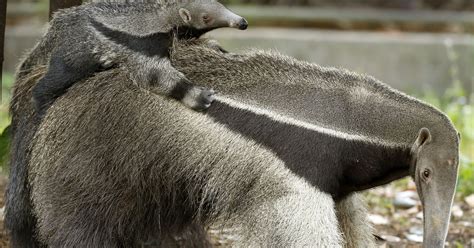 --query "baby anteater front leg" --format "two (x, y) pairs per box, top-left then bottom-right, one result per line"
(143, 58), (215, 111)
